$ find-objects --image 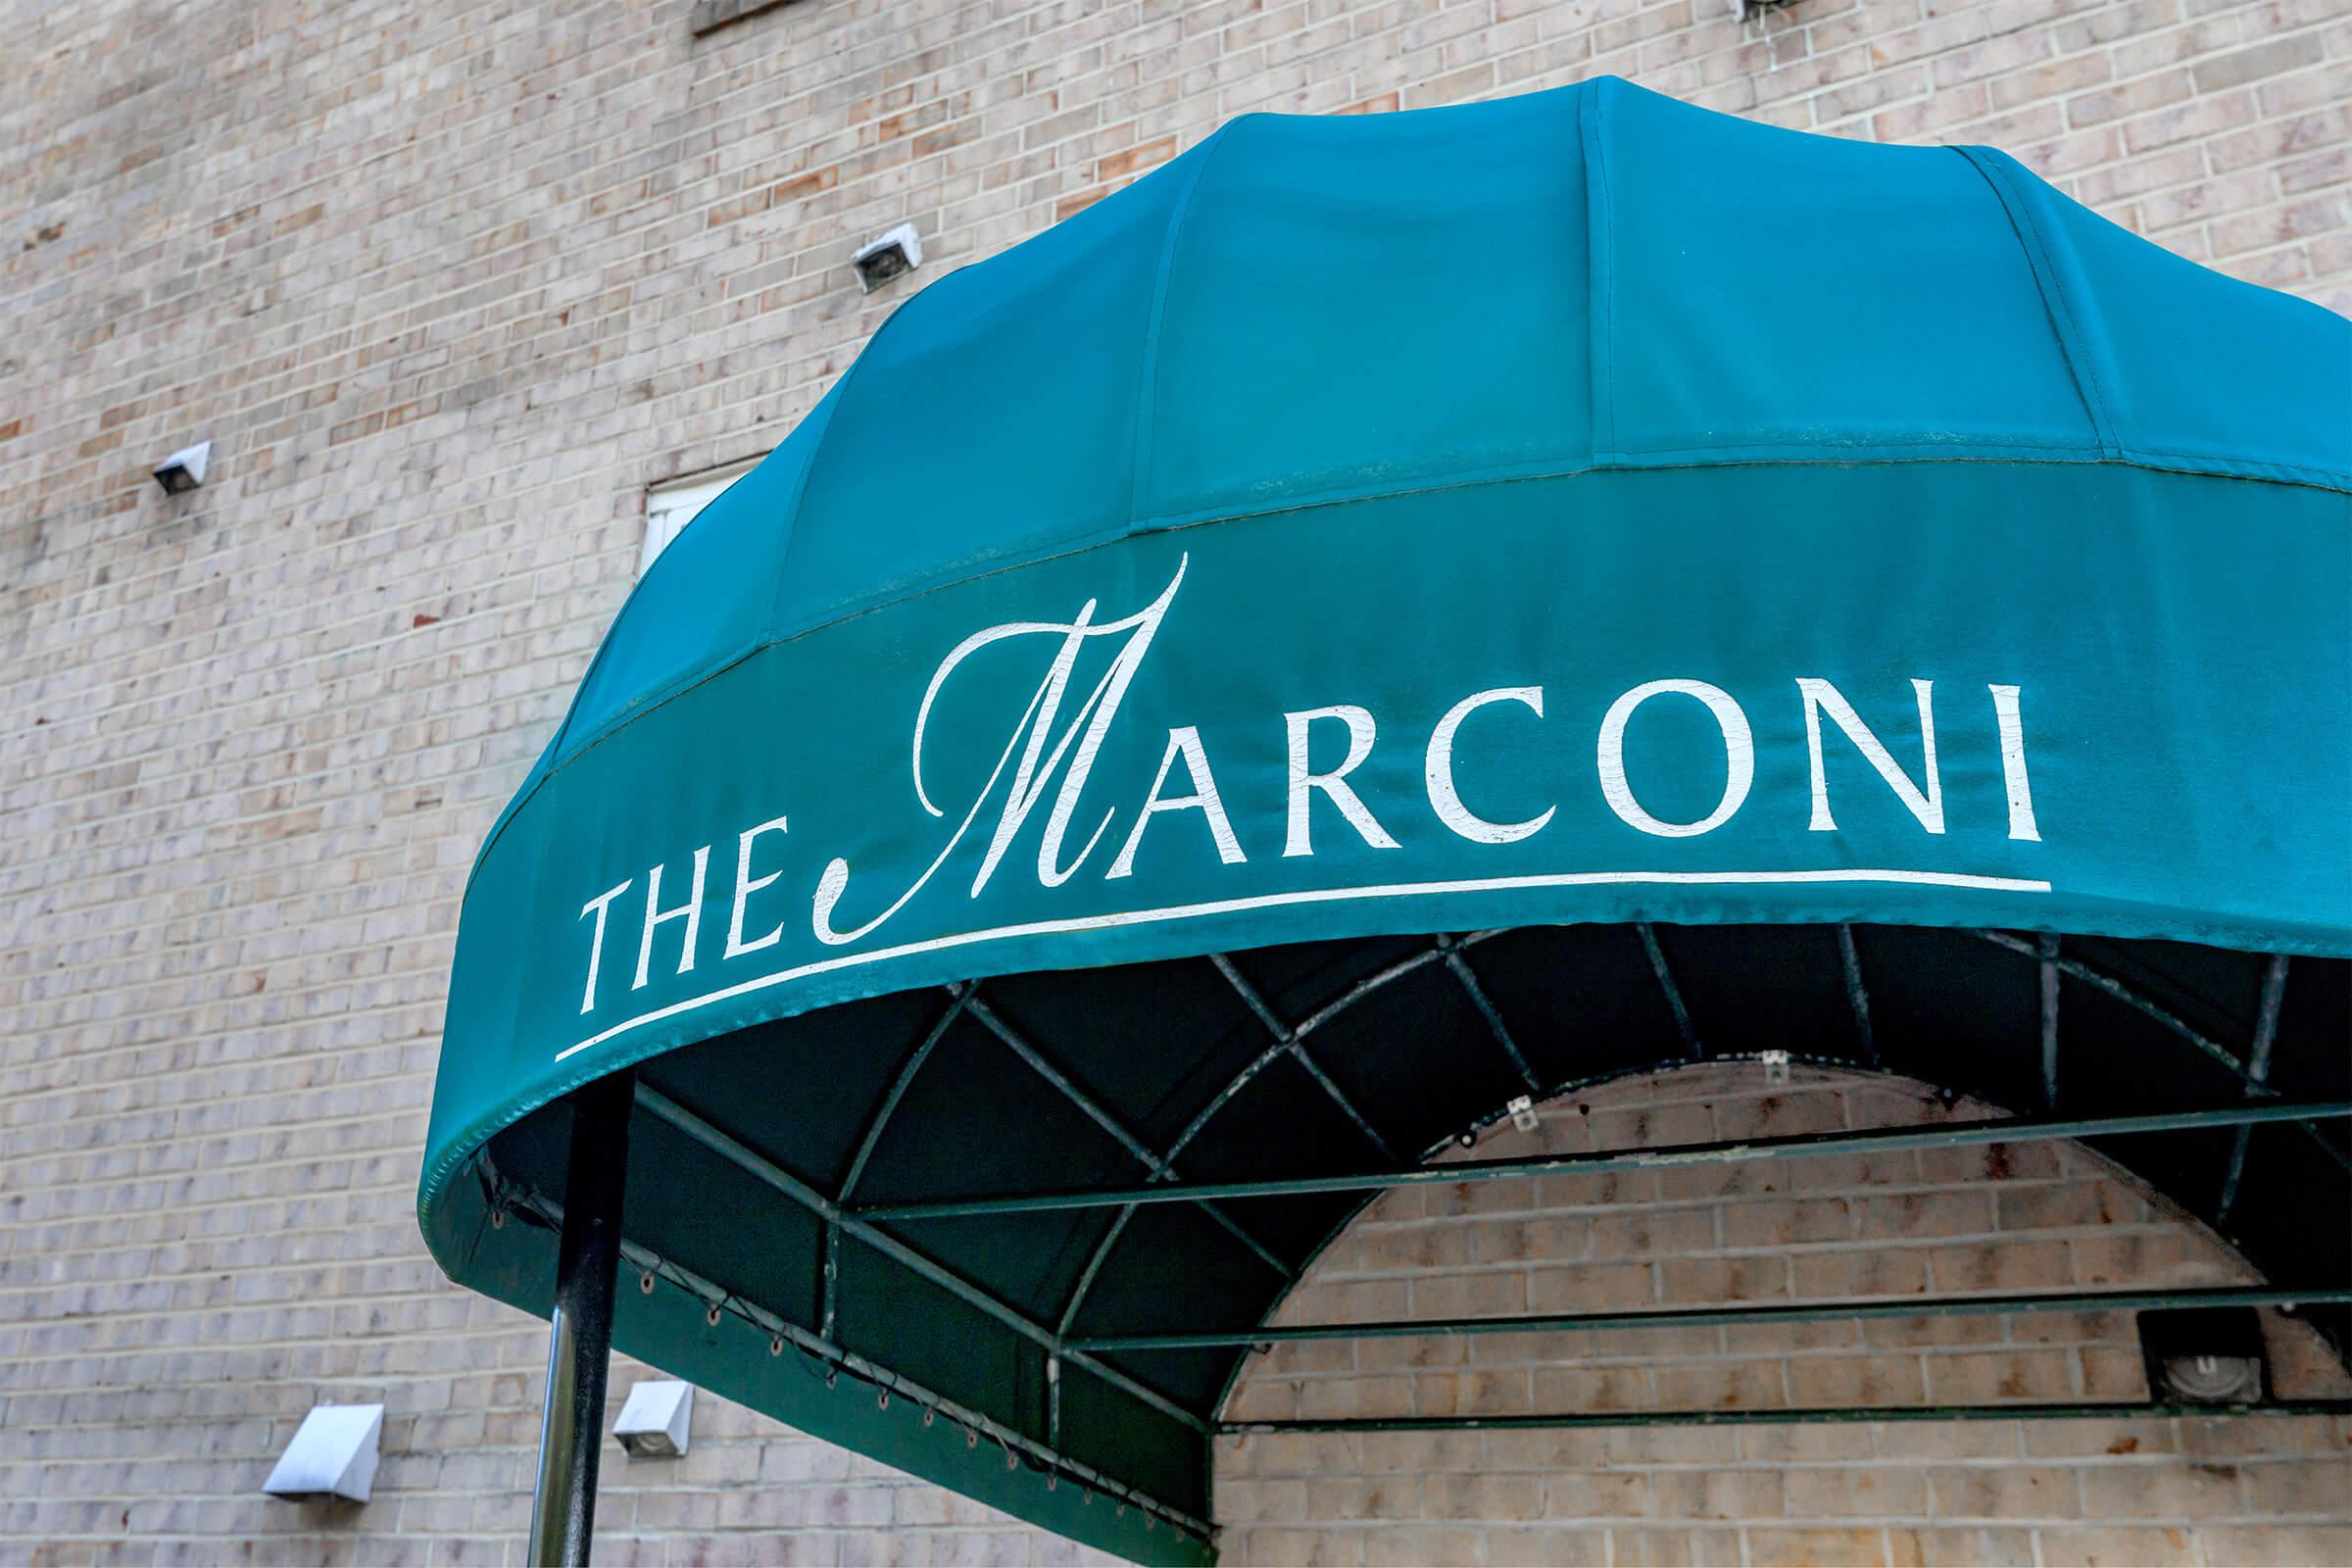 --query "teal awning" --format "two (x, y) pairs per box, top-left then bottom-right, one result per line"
(425, 79), (2351, 1562)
